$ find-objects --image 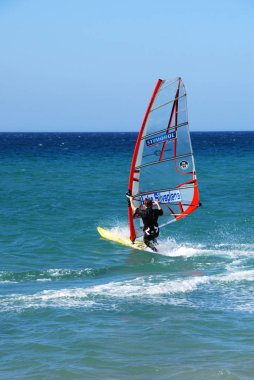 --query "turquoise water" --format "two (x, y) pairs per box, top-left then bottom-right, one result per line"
(1, 132), (254, 380)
